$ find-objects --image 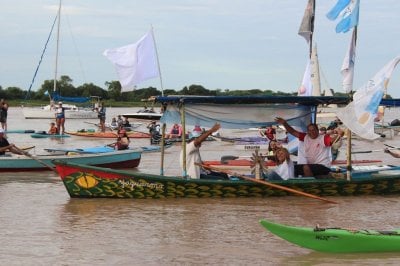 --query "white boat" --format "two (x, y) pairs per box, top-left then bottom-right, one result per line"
(22, 103), (98, 119)
(121, 109), (162, 120)
(22, 0), (99, 120)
